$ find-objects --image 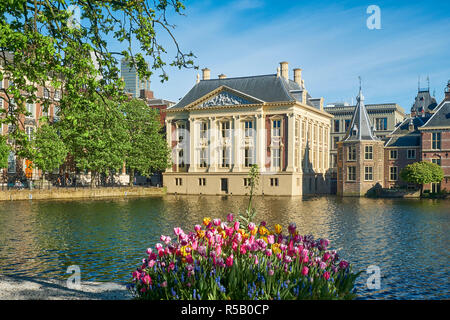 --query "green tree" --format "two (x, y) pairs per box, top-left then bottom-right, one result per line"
(0, 135), (10, 169)
(0, 0), (195, 155)
(58, 98), (130, 187)
(400, 161), (444, 196)
(122, 99), (170, 186)
(30, 123), (68, 186)
(239, 164), (260, 225)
